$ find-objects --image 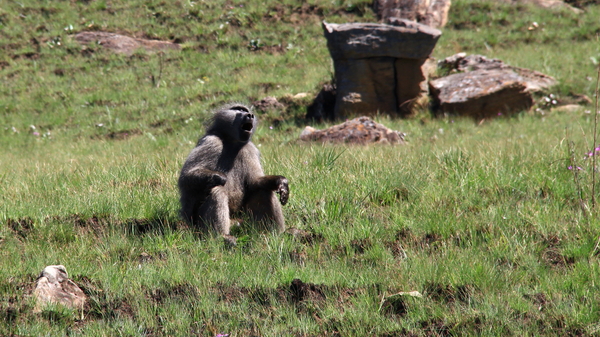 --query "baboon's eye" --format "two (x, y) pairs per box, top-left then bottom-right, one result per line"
(230, 105), (249, 112)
